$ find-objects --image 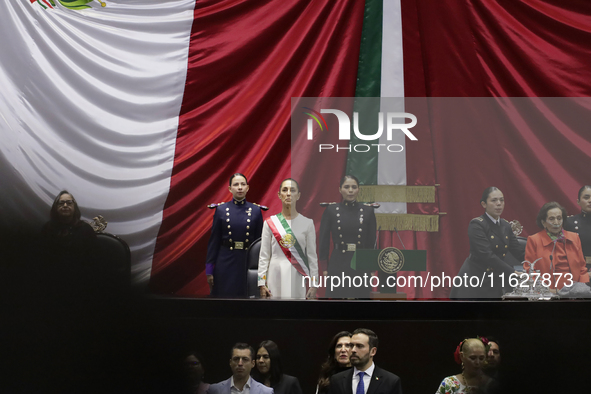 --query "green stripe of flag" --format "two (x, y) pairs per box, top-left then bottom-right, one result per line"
(346, 0), (382, 185)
